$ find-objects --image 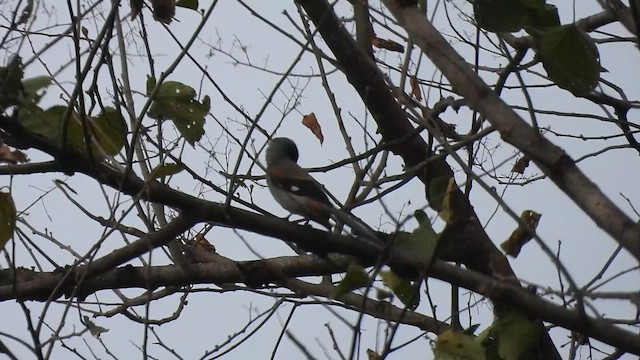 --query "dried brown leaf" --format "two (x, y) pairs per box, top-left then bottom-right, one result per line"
(130, 0), (144, 20)
(410, 75), (422, 101)
(367, 349), (381, 360)
(0, 144), (29, 164)
(372, 37), (404, 53)
(193, 234), (216, 252)
(511, 156), (531, 174)
(150, 0), (175, 24)
(500, 210), (541, 257)
(302, 113), (324, 144)
(428, 117), (461, 140)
